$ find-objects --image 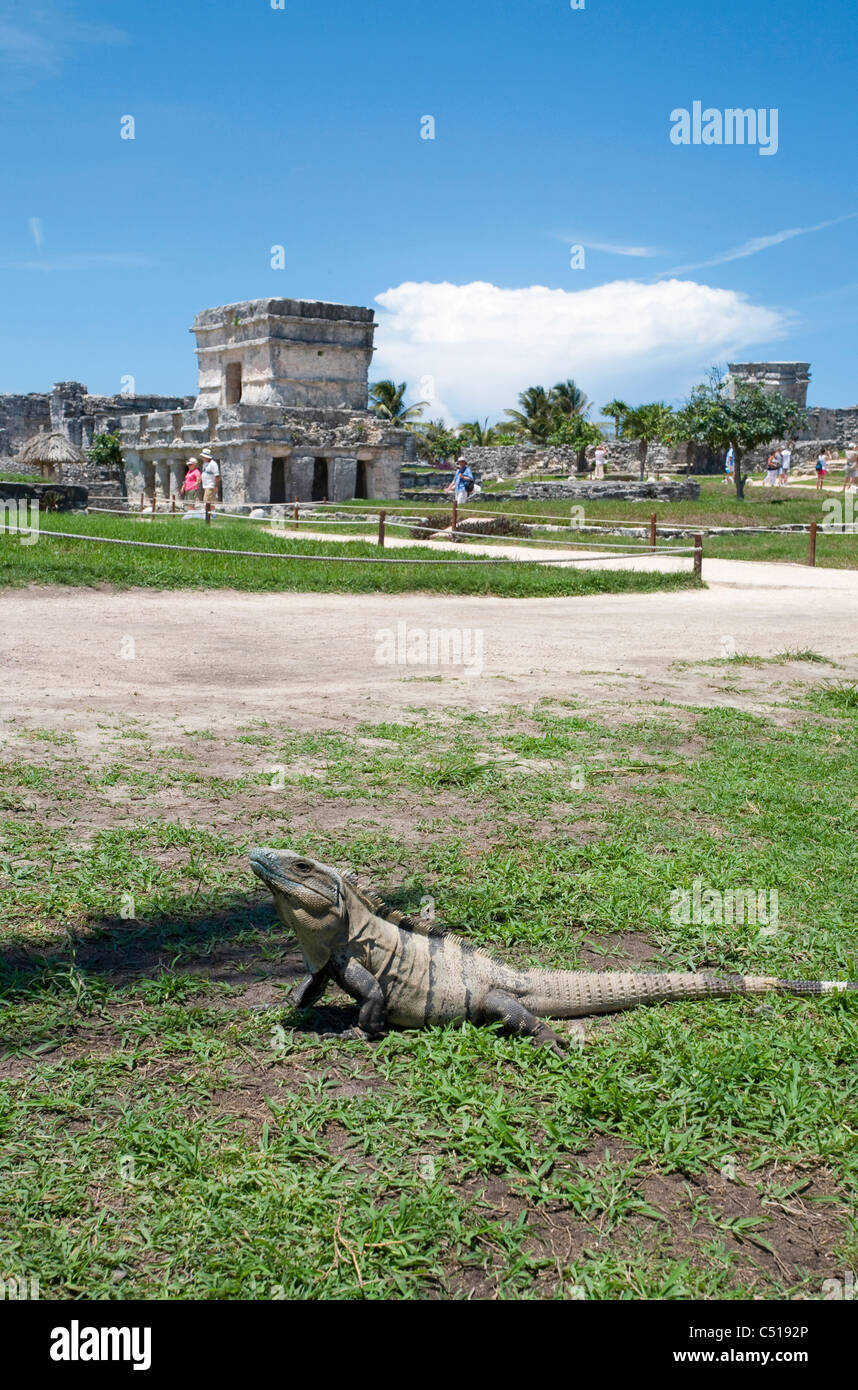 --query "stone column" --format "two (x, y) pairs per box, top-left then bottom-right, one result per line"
(330, 456), (357, 501)
(286, 455), (315, 501)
